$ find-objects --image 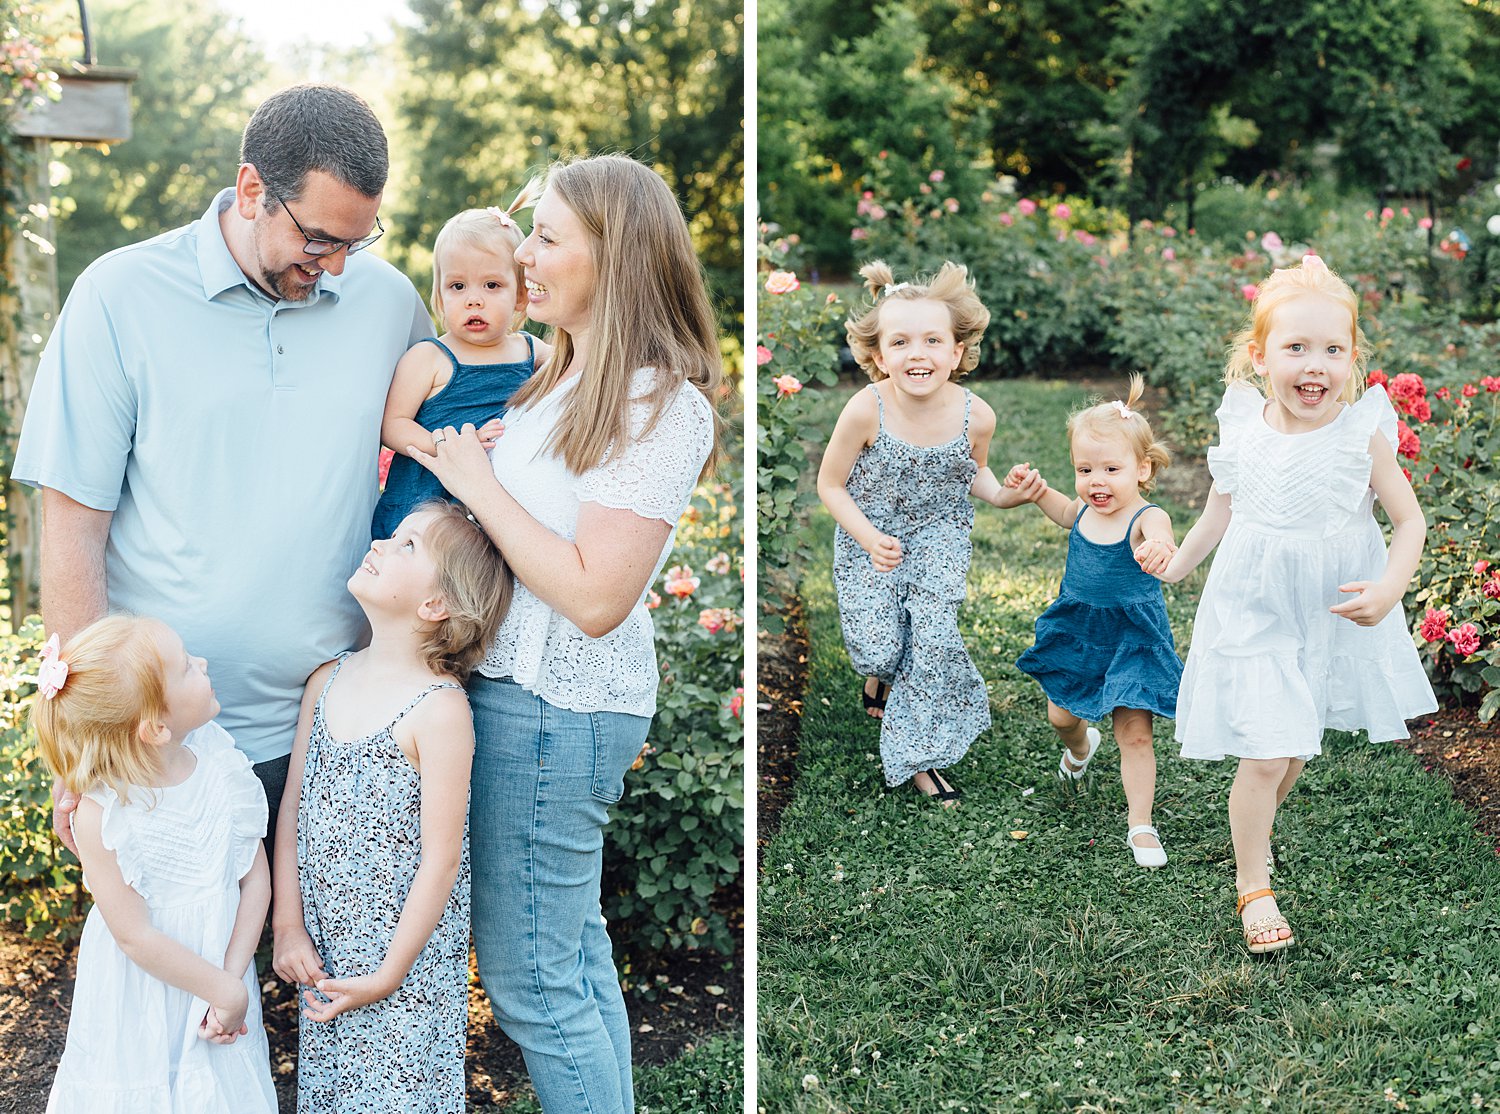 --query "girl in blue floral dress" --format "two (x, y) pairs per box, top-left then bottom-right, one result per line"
(818, 260), (1042, 803)
(1010, 375), (1183, 866)
(271, 502), (510, 1112)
